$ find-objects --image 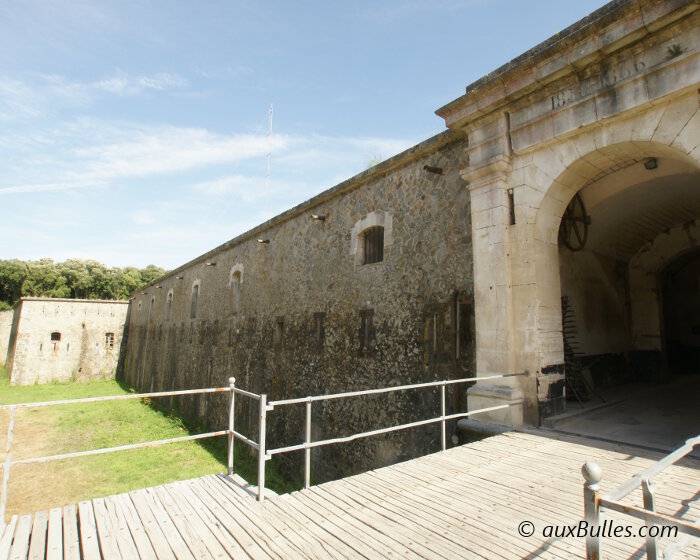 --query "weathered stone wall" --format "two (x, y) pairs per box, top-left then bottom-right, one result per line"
(121, 131), (476, 482)
(6, 298), (129, 385)
(435, 0), (700, 424)
(0, 310), (12, 367)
